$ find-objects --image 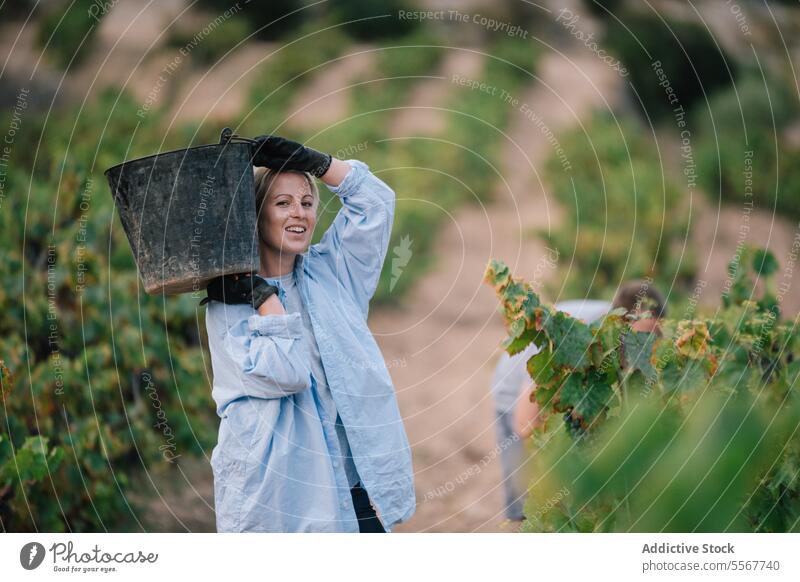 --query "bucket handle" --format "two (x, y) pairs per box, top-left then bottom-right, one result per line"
(219, 127), (257, 146)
